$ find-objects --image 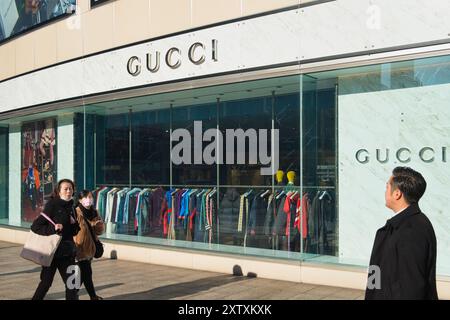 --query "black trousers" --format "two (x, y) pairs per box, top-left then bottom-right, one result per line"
(32, 256), (78, 300)
(78, 259), (97, 298)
